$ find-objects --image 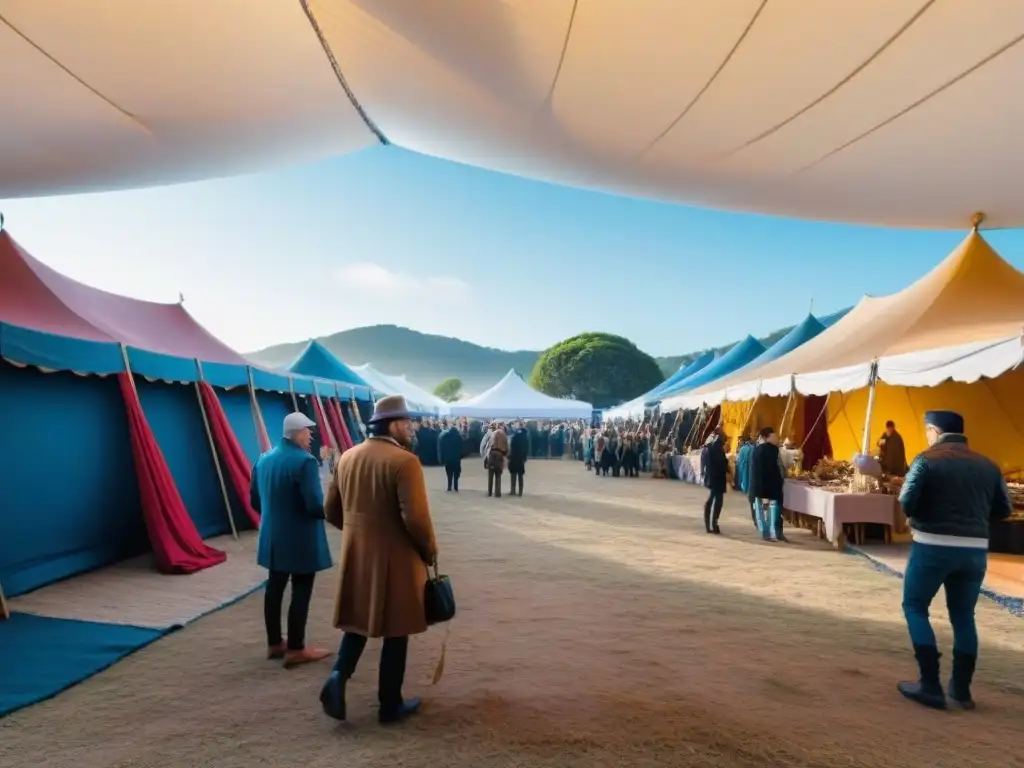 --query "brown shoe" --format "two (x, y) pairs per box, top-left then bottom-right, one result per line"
(267, 641), (286, 660)
(283, 646), (331, 668)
